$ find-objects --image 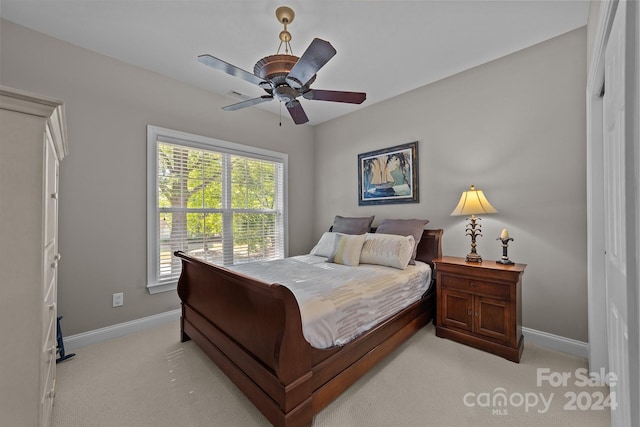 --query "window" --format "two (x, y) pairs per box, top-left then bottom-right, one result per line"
(147, 126), (287, 294)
